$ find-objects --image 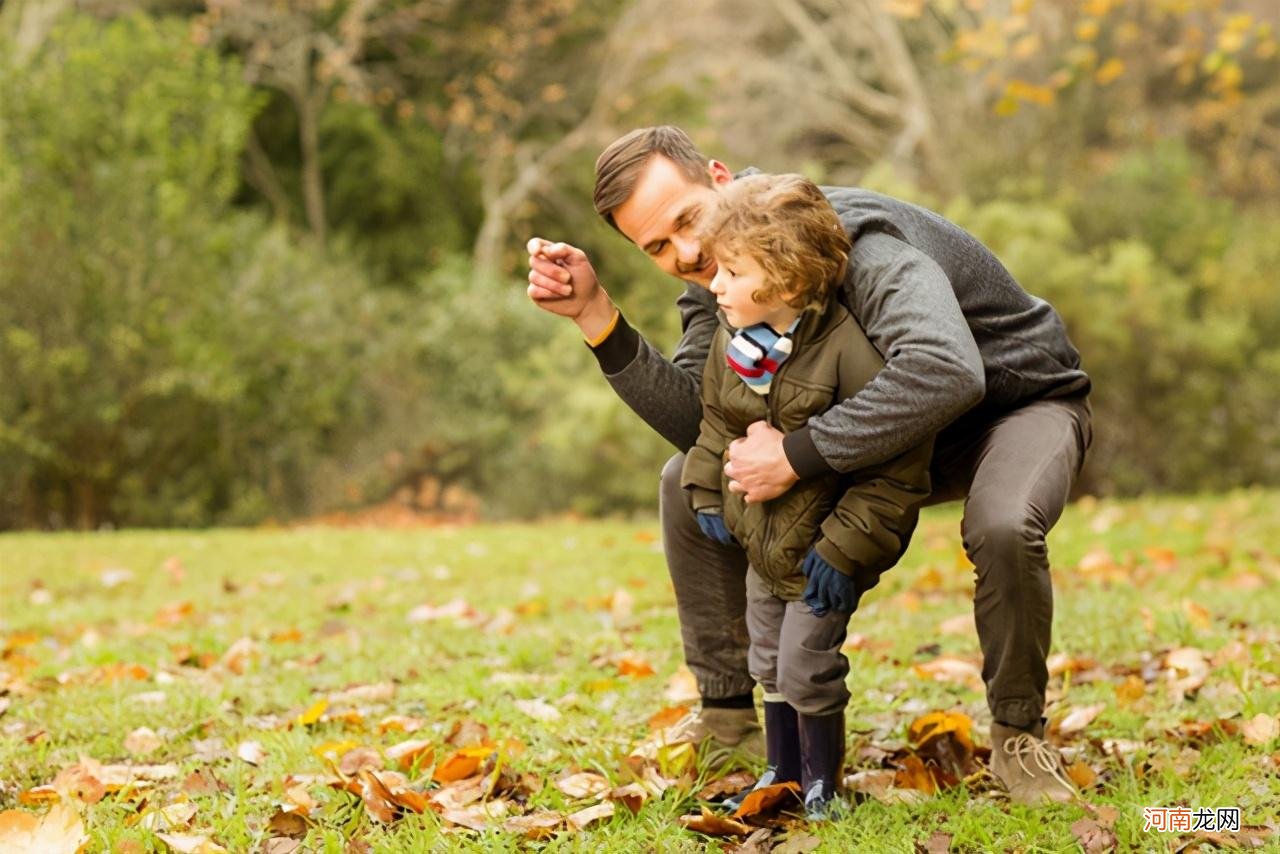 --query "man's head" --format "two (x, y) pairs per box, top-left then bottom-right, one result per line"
(700, 173), (850, 322)
(593, 126), (732, 286)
